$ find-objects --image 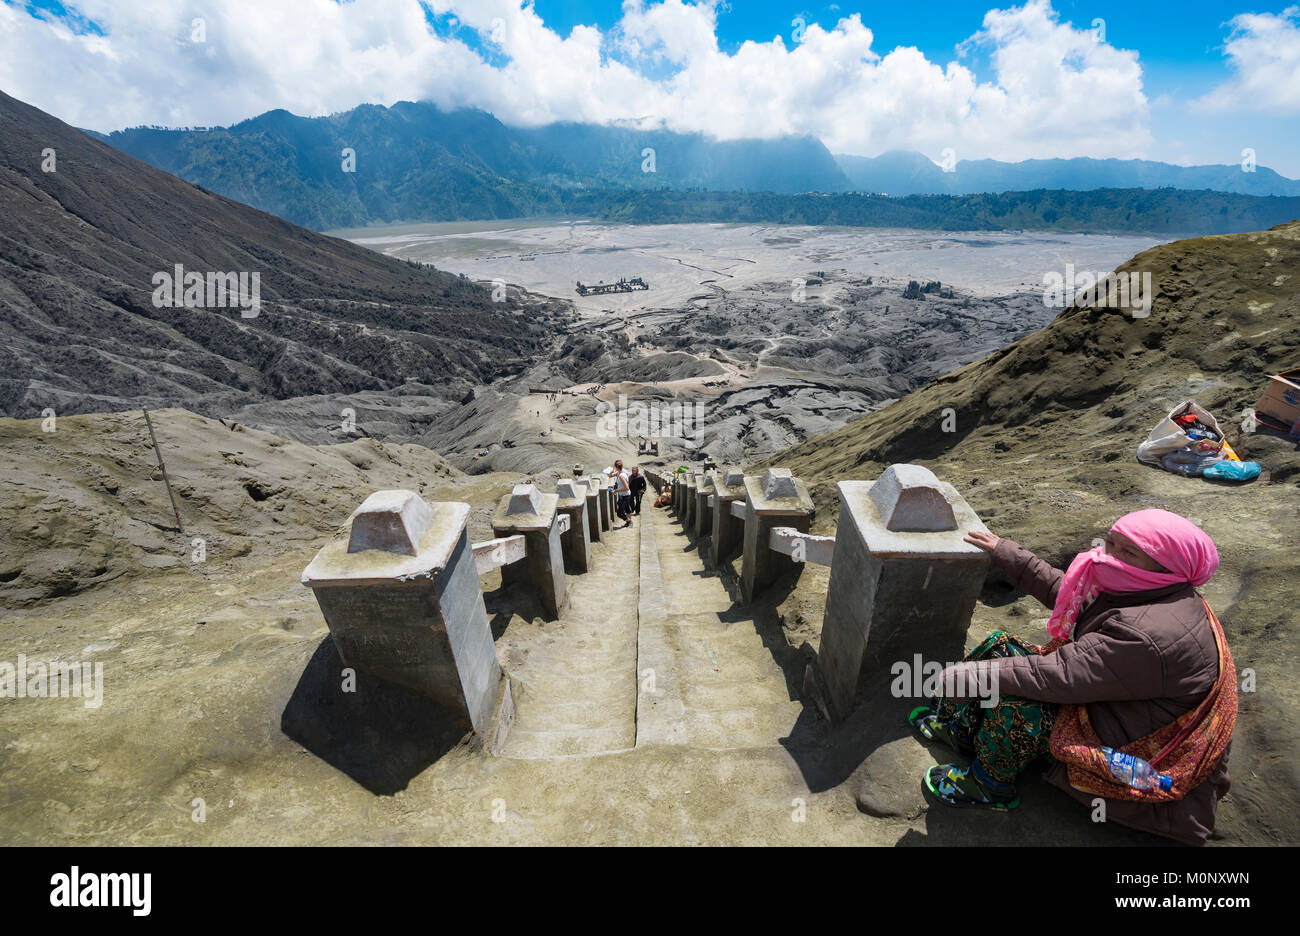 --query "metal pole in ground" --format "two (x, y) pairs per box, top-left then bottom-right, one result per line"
(143, 408), (183, 533)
